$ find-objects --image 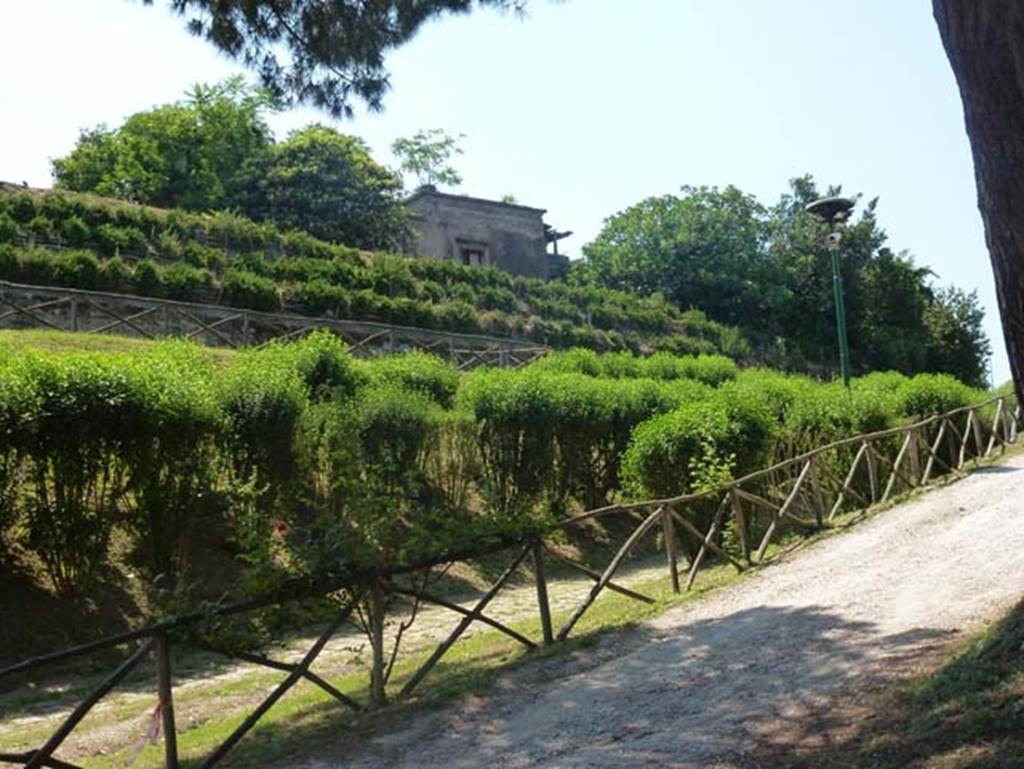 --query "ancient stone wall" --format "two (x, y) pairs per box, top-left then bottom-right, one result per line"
(406, 190), (550, 279)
